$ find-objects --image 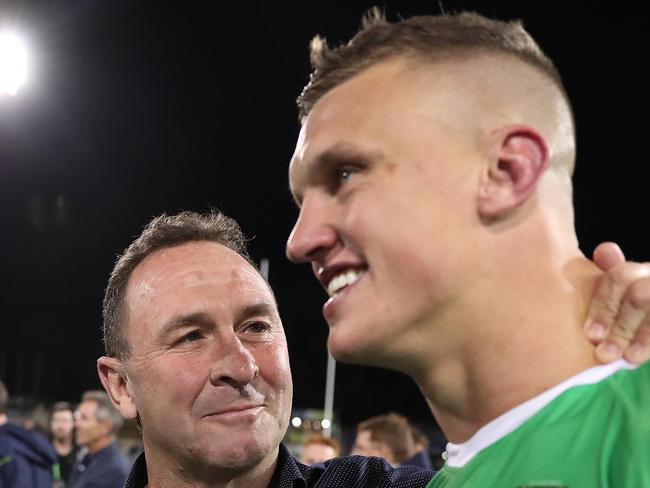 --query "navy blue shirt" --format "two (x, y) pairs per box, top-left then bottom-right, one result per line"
(124, 443), (433, 487)
(72, 442), (130, 488)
